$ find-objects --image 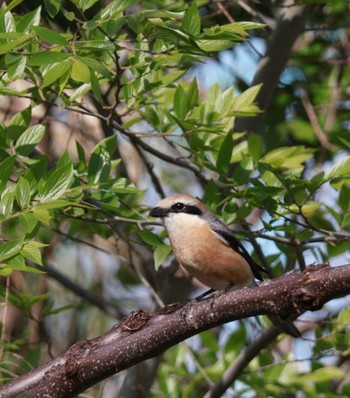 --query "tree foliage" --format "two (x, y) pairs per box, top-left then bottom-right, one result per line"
(0, 0), (349, 397)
